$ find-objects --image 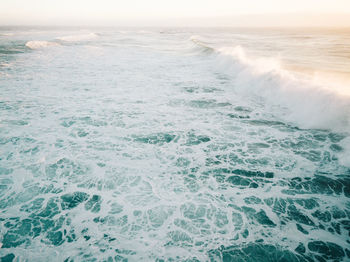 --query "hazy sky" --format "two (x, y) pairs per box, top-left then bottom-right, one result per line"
(1, 0), (350, 26)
